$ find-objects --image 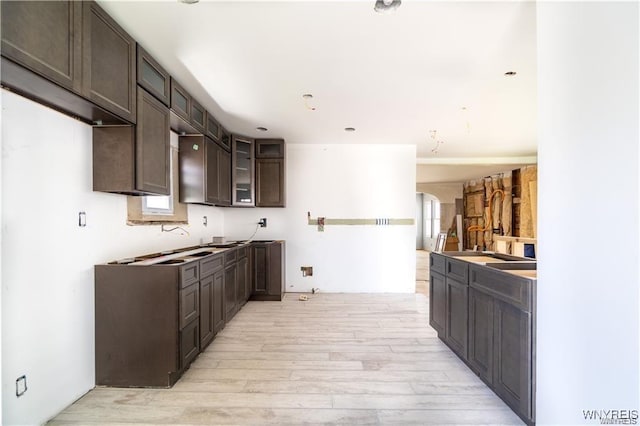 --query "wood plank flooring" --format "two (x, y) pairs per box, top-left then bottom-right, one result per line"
(49, 293), (523, 425)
